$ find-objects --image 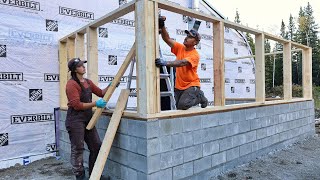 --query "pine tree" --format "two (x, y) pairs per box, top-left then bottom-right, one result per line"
(245, 32), (255, 54)
(265, 39), (273, 90)
(234, 9), (241, 24)
(287, 14), (296, 41)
